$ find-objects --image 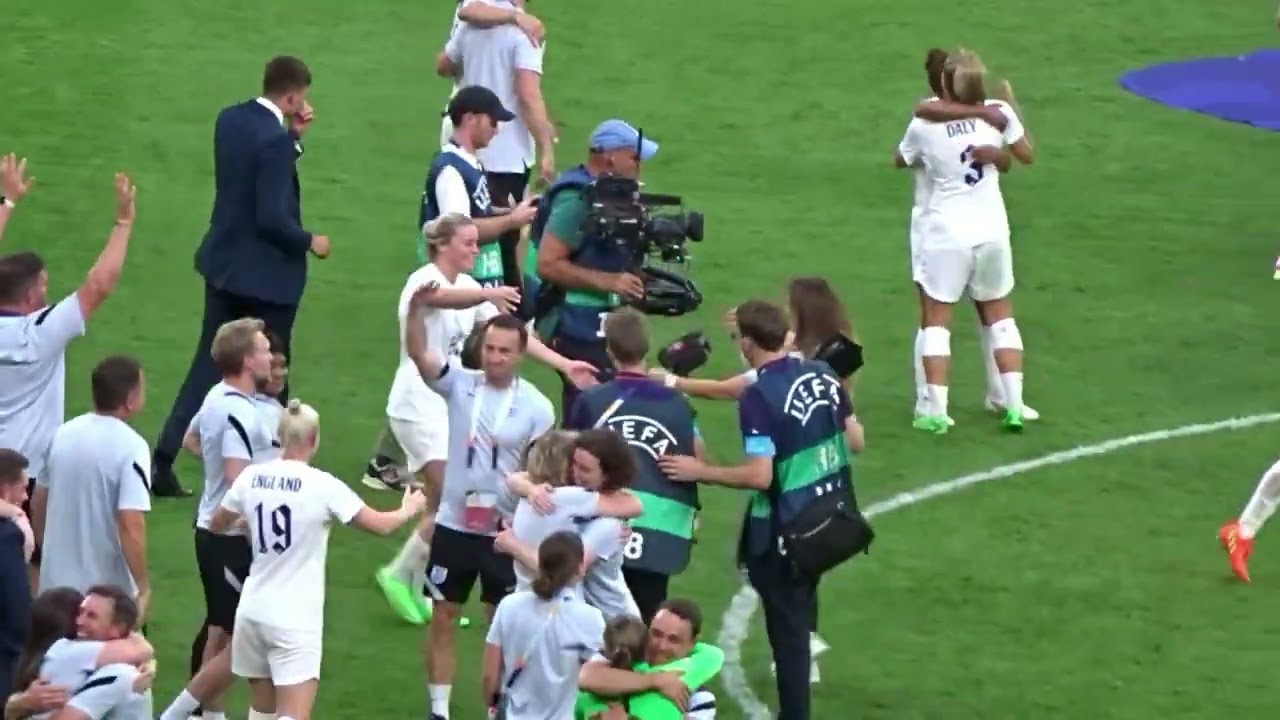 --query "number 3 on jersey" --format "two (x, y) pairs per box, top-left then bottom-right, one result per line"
(960, 145), (985, 187)
(254, 503), (293, 554)
(623, 531), (644, 560)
